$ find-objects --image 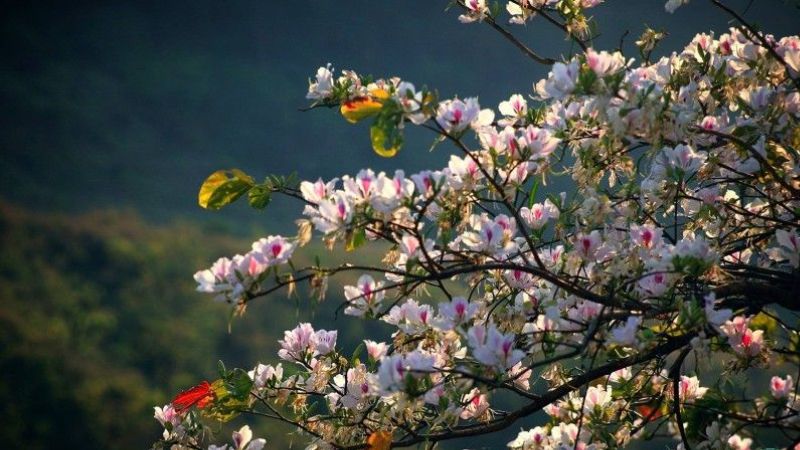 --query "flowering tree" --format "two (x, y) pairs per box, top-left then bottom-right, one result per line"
(152, 1), (800, 449)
